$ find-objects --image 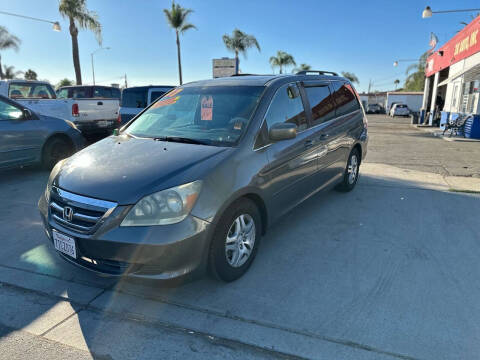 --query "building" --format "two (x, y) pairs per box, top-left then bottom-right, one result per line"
(386, 92), (423, 112)
(423, 15), (480, 125)
(359, 92), (387, 109)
